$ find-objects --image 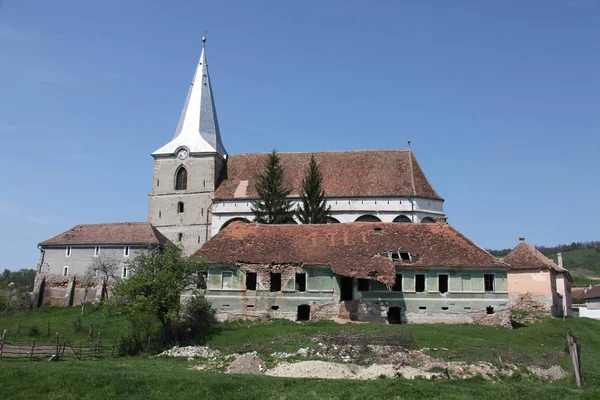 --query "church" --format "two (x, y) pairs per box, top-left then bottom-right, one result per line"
(33, 39), (571, 323)
(148, 38), (444, 256)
